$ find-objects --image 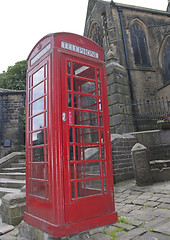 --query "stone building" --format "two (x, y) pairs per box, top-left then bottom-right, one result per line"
(0, 89), (25, 158)
(84, 0), (170, 133)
